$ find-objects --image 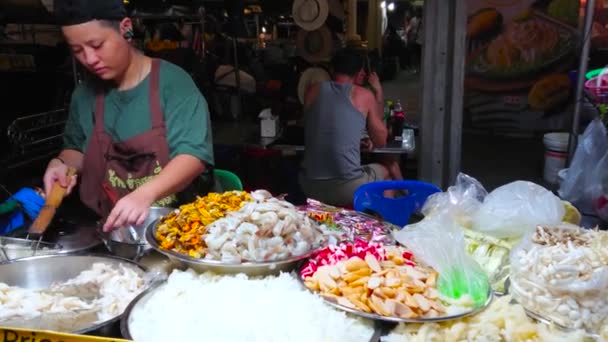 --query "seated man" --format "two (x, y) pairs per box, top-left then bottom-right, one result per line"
(299, 49), (389, 206)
